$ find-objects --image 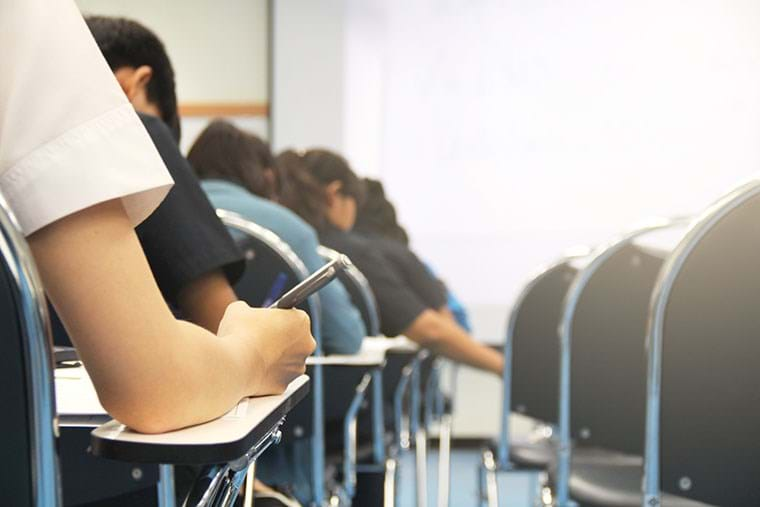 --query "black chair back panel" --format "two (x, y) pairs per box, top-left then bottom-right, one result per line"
(570, 244), (664, 454)
(659, 193), (760, 505)
(59, 427), (158, 505)
(338, 271), (378, 336)
(511, 262), (577, 423)
(0, 259), (33, 505)
(233, 234), (307, 315)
